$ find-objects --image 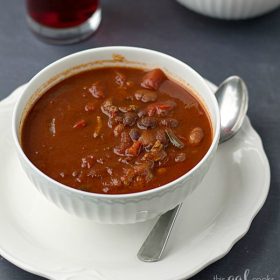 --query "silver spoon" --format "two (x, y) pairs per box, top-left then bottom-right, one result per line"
(137, 76), (249, 262)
